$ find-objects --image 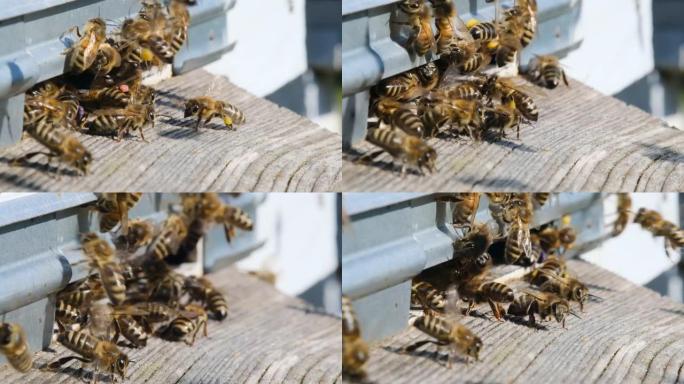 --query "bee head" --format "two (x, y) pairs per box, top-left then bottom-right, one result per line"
(114, 354), (129, 379)
(419, 146), (437, 174)
(184, 100), (201, 118)
(468, 334), (483, 360)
